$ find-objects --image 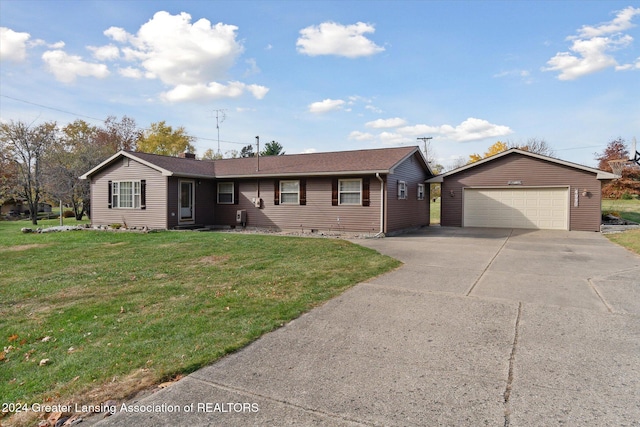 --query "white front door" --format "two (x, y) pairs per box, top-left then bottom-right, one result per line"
(179, 180), (195, 223)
